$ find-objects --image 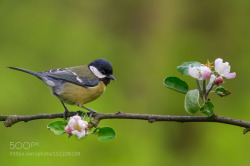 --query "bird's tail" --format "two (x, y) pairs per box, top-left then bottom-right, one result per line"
(7, 67), (45, 79)
(8, 67), (59, 88)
